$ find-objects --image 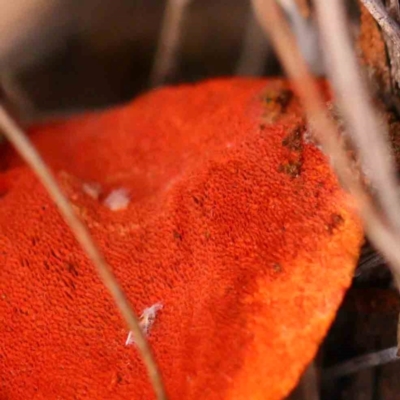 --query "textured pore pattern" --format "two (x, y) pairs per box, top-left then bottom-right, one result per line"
(0, 78), (363, 399)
